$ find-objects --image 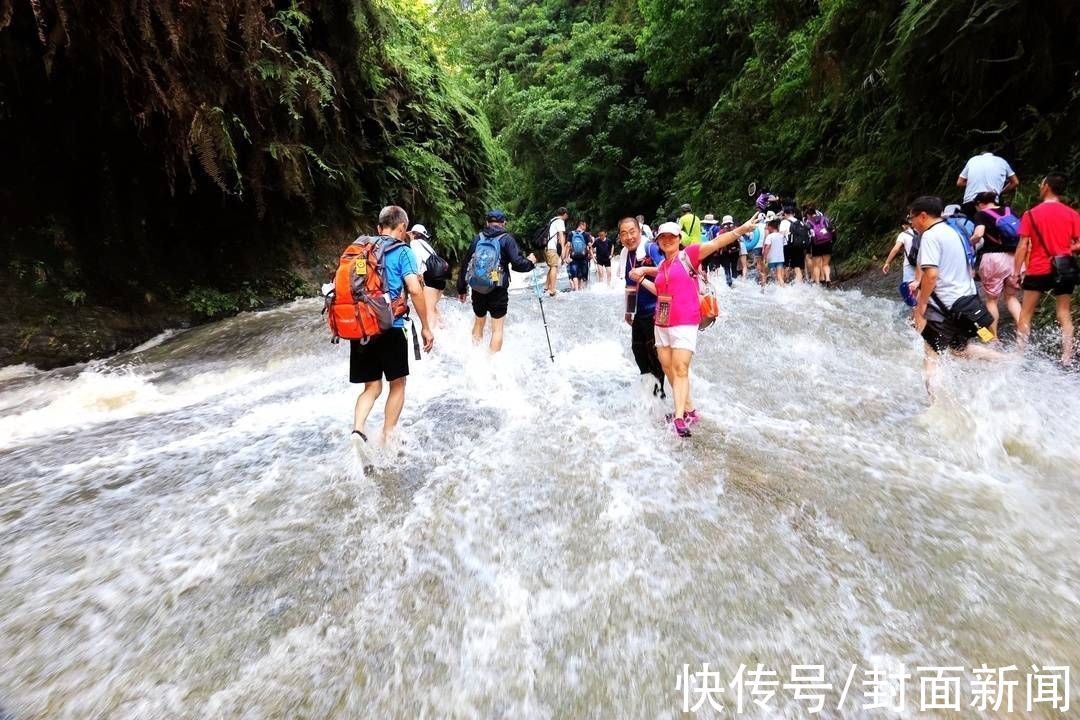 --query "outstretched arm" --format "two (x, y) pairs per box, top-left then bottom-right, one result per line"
(405, 274), (434, 352)
(504, 234), (536, 273)
(700, 214), (761, 260)
(882, 239), (904, 274)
